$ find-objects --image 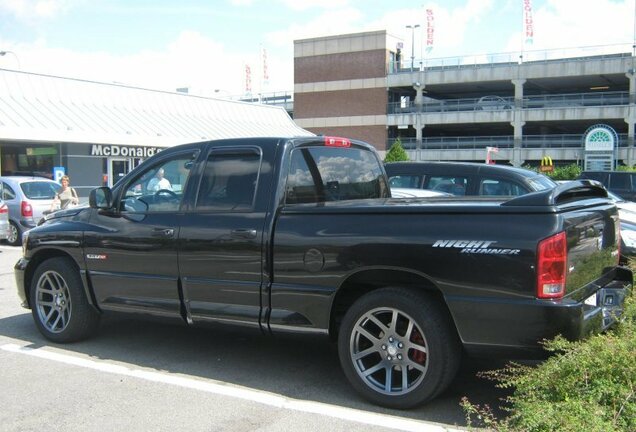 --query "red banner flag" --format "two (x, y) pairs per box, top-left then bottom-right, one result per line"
(523, 0), (534, 45)
(425, 9), (434, 54)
